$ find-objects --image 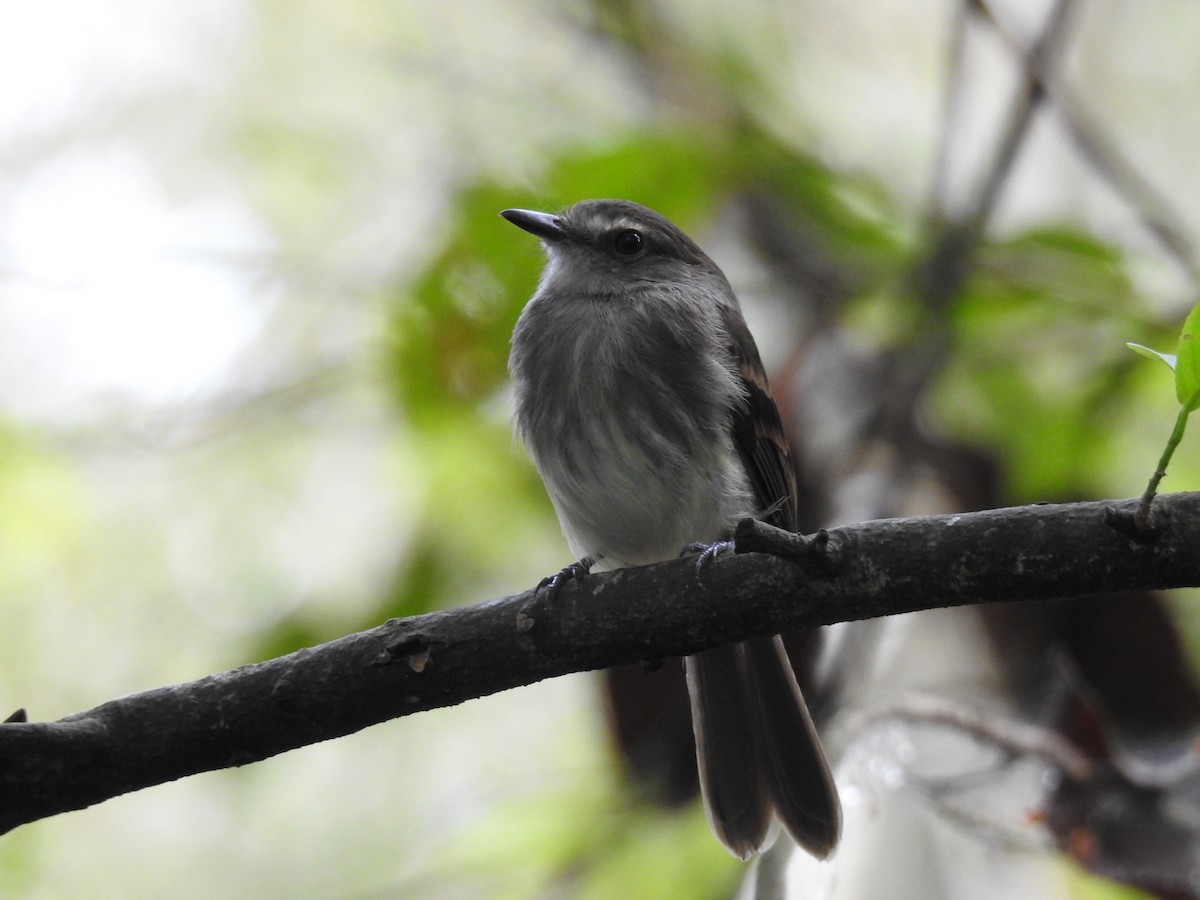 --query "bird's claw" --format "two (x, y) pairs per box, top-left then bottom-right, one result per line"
(683, 540), (734, 577)
(537, 556), (595, 599)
